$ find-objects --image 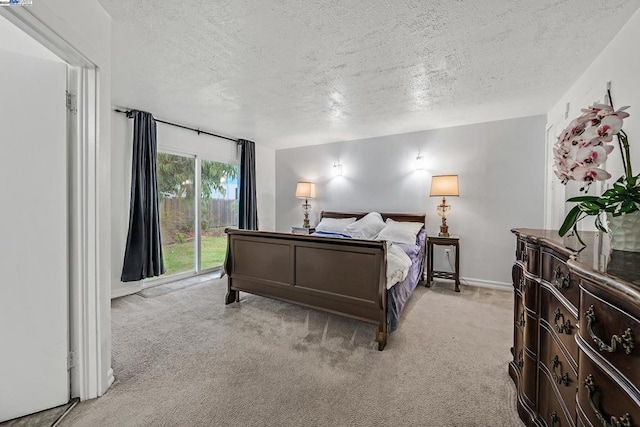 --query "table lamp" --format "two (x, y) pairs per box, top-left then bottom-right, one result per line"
(430, 175), (459, 237)
(295, 182), (316, 228)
